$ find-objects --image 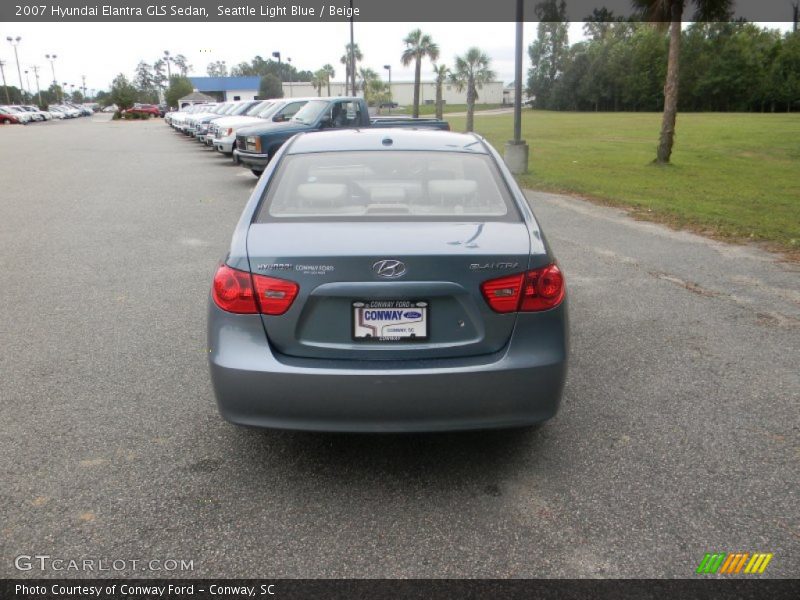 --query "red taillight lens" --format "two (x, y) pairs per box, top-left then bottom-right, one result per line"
(212, 264), (258, 313)
(481, 264), (565, 313)
(251, 273), (299, 315)
(520, 264), (565, 311)
(480, 273), (525, 313)
(212, 265), (299, 315)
